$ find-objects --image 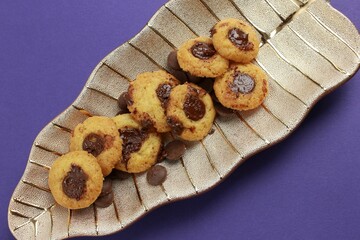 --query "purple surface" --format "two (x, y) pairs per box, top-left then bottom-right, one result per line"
(1, 0), (359, 239)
